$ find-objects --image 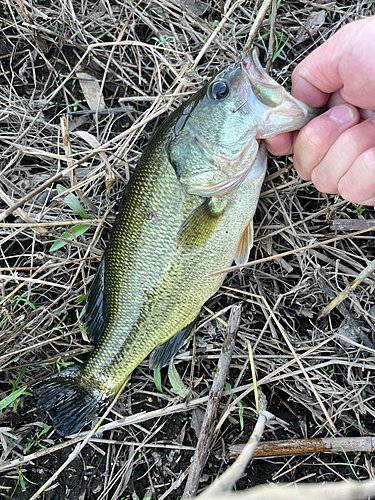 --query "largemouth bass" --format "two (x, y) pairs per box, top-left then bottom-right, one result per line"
(30, 49), (319, 436)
